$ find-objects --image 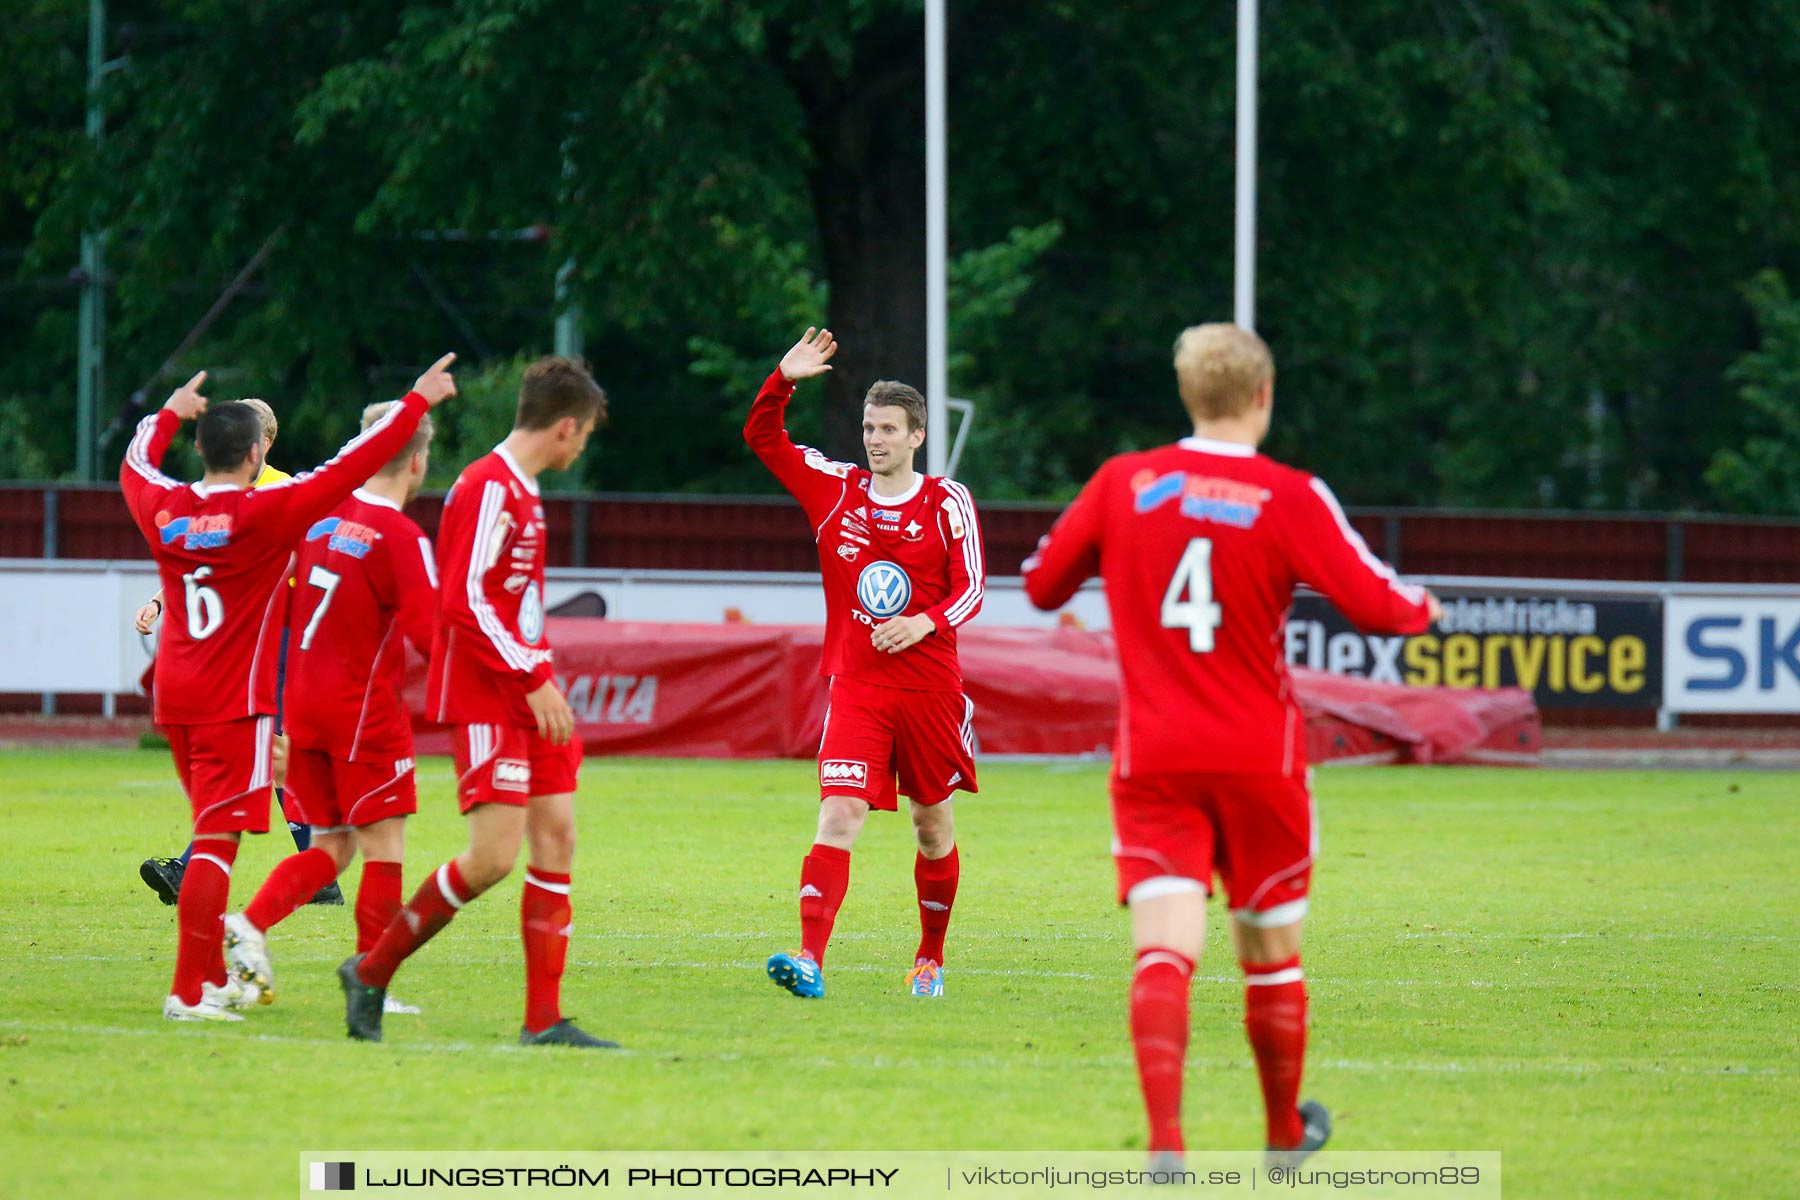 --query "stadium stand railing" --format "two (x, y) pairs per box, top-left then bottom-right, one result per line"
(4, 482), (1799, 582)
